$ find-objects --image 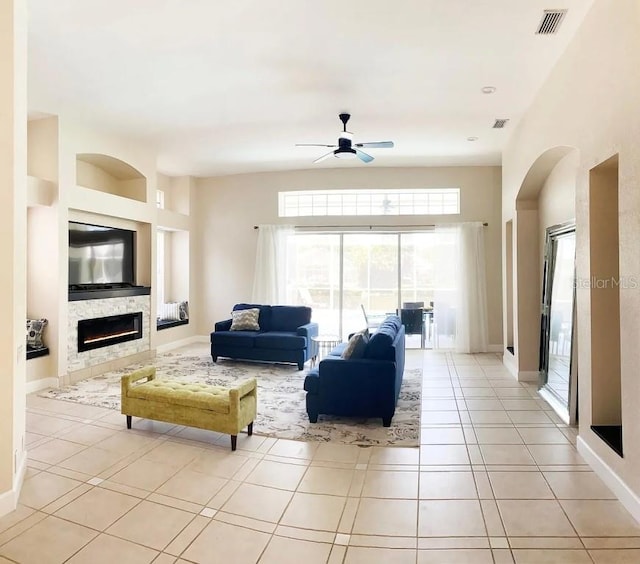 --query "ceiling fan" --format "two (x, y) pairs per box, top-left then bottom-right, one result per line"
(296, 113), (394, 164)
